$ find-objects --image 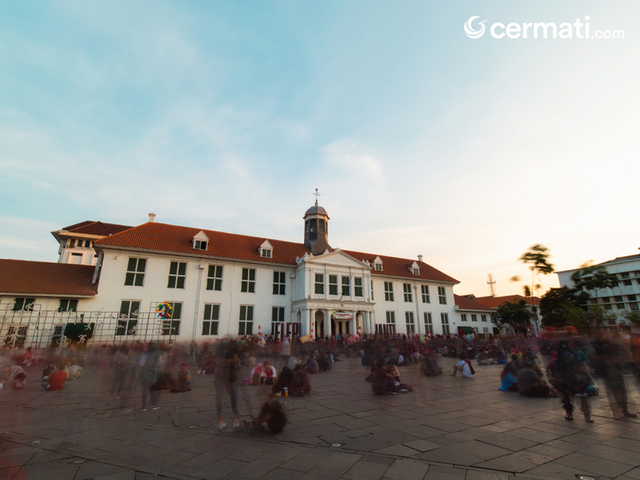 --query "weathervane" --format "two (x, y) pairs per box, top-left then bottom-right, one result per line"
(313, 188), (320, 206)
